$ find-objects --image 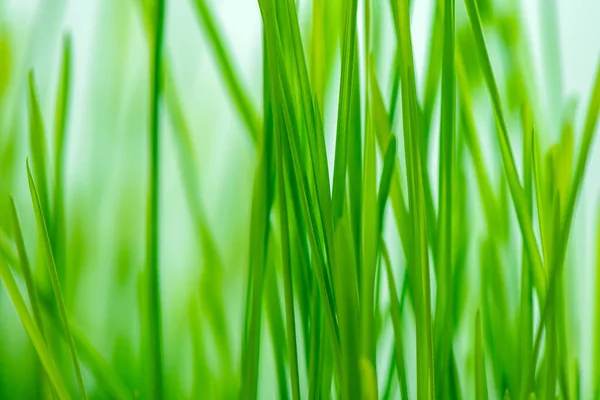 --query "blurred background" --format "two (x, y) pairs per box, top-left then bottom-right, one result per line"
(0, 0), (599, 398)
